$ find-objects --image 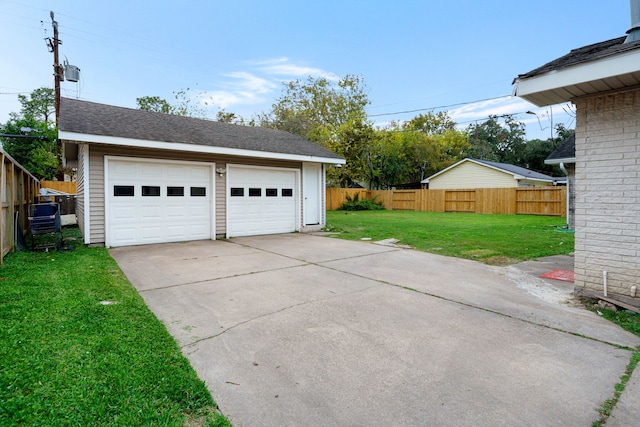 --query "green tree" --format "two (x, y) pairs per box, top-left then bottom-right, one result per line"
(363, 115), (469, 189)
(521, 138), (562, 176)
(18, 87), (55, 123)
(136, 88), (215, 119)
(0, 88), (58, 180)
(1, 116), (57, 180)
(328, 118), (373, 187)
(553, 123), (574, 144)
(259, 75), (369, 143)
(404, 111), (456, 134)
(216, 110), (237, 123)
(136, 96), (174, 114)
(259, 75), (371, 187)
(466, 115), (526, 165)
